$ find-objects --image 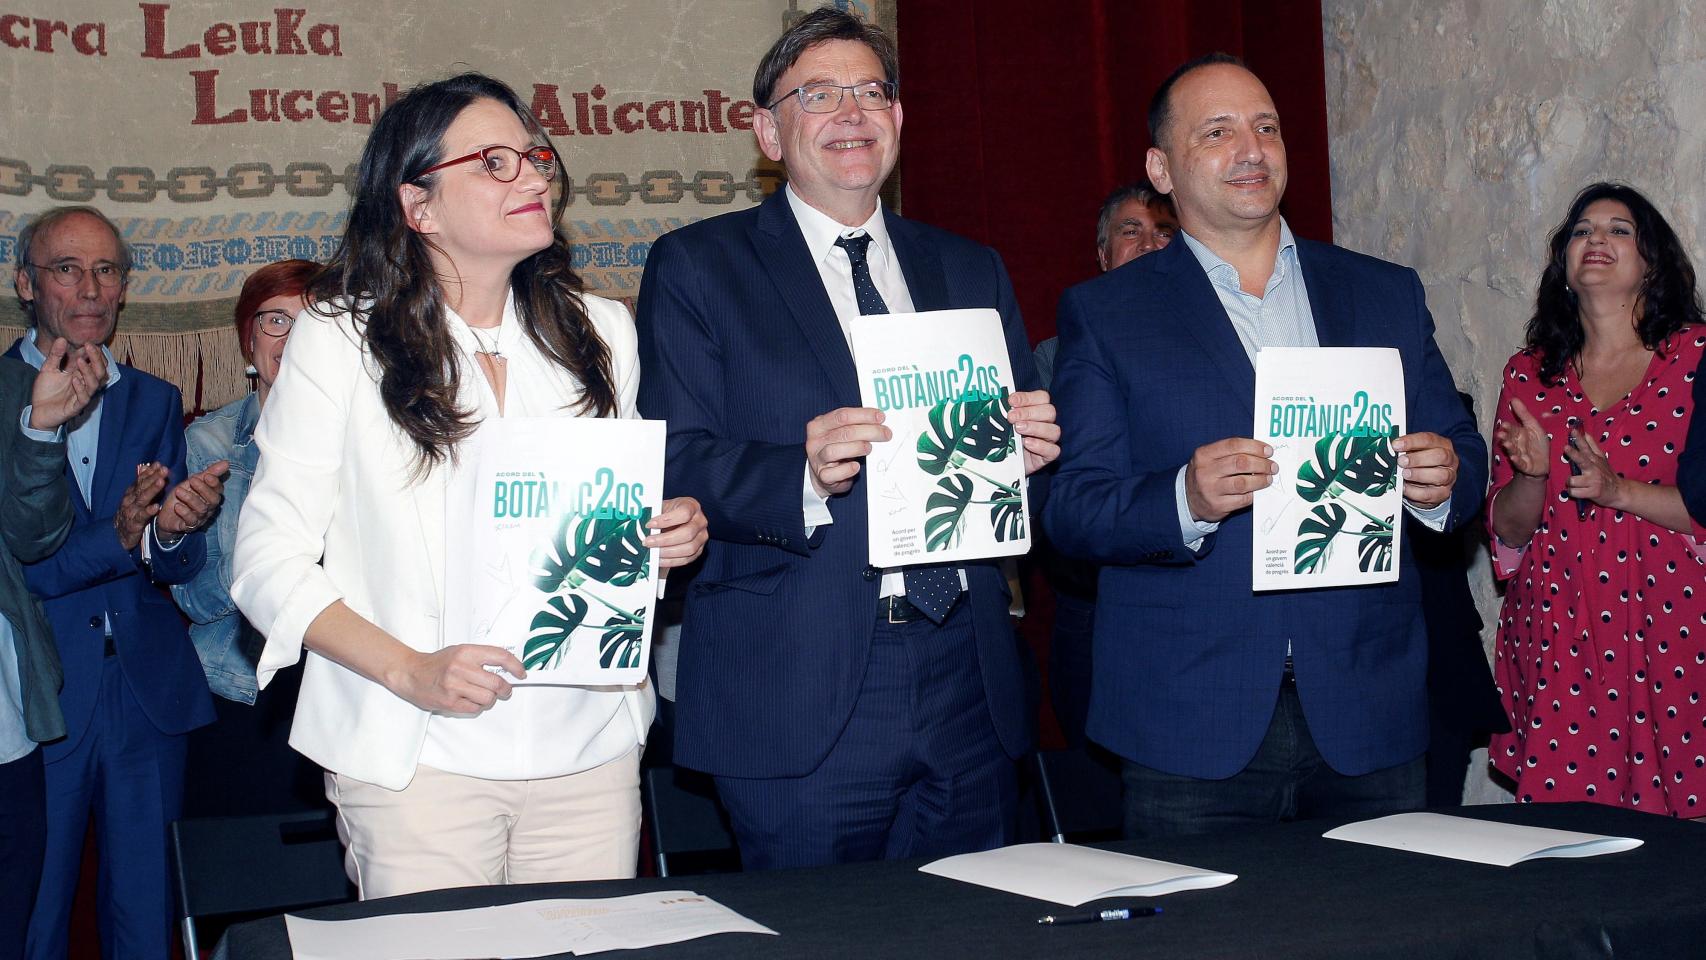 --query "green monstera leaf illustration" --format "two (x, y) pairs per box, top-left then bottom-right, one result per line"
(1296, 427), (1399, 502)
(1295, 502), (1349, 574)
(925, 474), (974, 551)
(523, 594), (589, 671)
(597, 607), (646, 670)
(916, 391), (1014, 476)
(531, 507), (653, 592)
(989, 481), (1025, 542)
(1357, 516), (1395, 573)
